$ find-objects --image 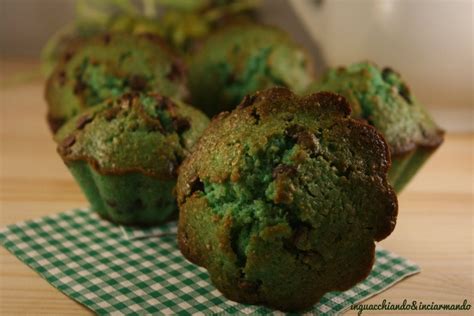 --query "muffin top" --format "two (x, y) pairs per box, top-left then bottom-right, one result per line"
(188, 22), (315, 115)
(178, 87), (397, 242)
(45, 33), (188, 132)
(309, 61), (444, 156)
(56, 93), (209, 179)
